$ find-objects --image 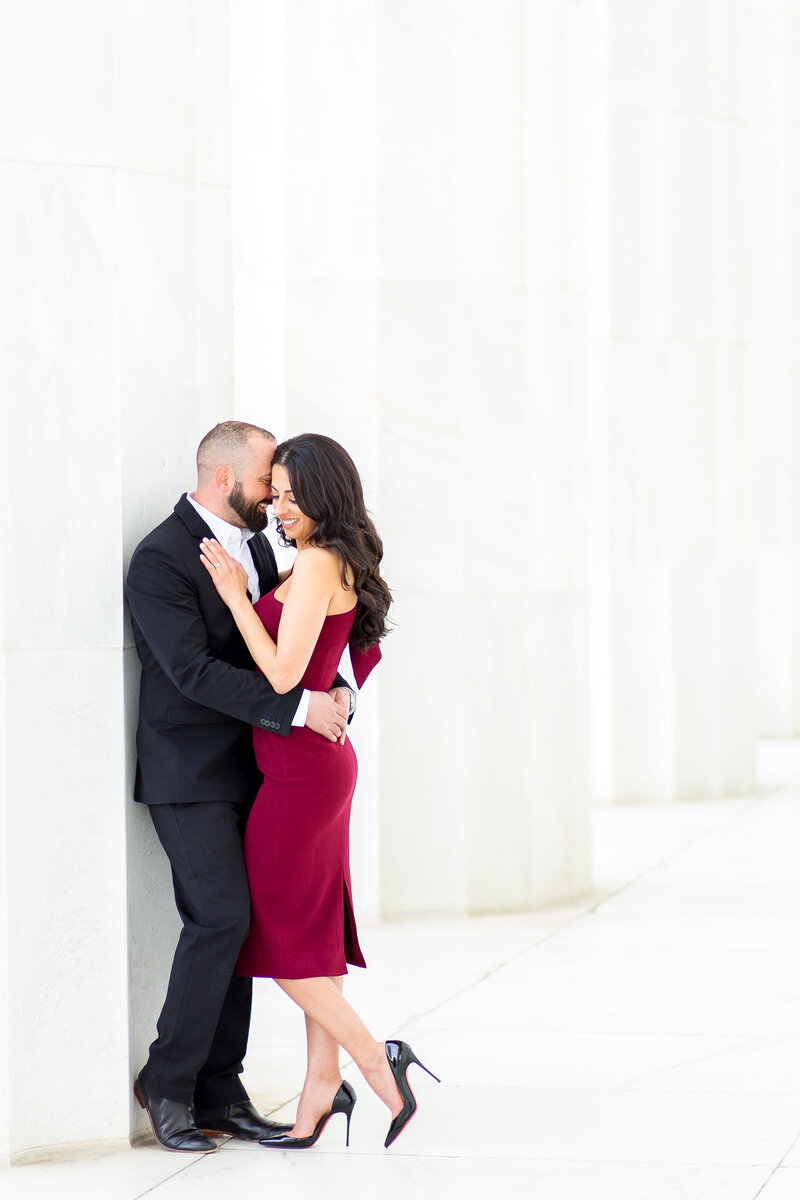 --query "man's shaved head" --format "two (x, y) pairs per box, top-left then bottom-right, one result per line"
(194, 421), (278, 532)
(196, 421), (276, 482)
